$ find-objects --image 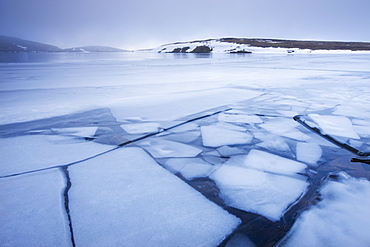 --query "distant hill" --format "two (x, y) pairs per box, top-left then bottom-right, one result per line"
(0, 35), (62, 52)
(0, 36), (127, 53)
(2, 35), (370, 53)
(219, 38), (370, 51)
(63, 46), (127, 52)
(153, 38), (370, 54)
